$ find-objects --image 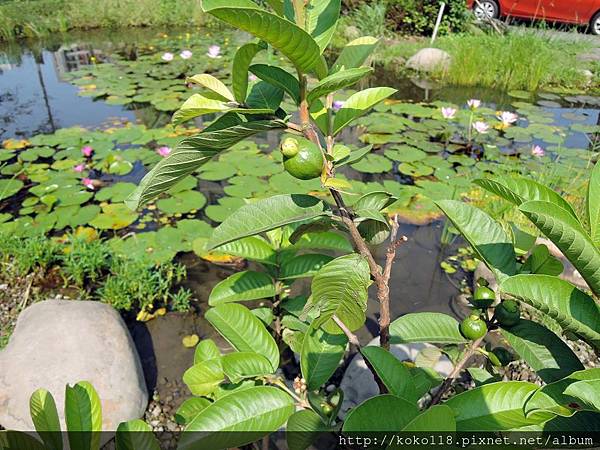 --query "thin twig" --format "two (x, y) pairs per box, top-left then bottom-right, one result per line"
(333, 315), (360, 347)
(429, 335), (485, 405)
(19, 273), (34, 311)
